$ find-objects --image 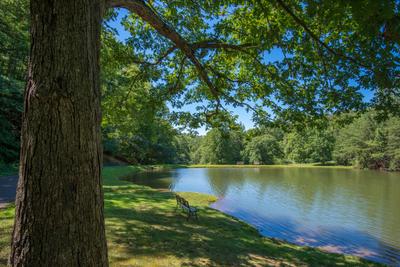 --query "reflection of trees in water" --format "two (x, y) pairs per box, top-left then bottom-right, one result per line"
(205, 168), (244, 196)
(206, 168), (275, 198)
(256, 167), (400, 247)
(124, 170), (175, 189)
(205, 167), (400, 250)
